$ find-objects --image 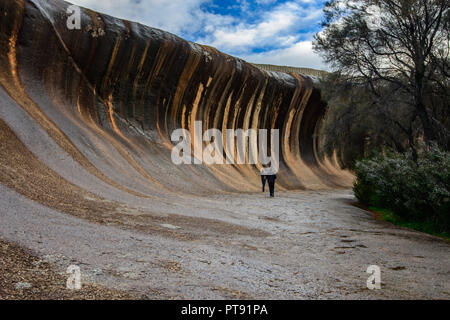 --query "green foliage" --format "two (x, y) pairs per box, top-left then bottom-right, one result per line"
(369, 206), (450, 240)
(354, 146), (450, 233)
